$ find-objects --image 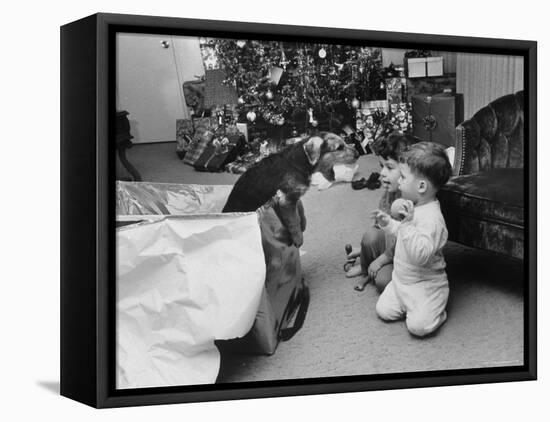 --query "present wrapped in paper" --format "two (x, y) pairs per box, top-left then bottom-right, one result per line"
(405, 56), (443, 78)
(176, 119), (194, 158)
(116, 180), (308, 388)
(357, 100), (389, 142)
(389, 102), (413, 133)
(386, 77), (407, 104)
(116, 182), (266, 389)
